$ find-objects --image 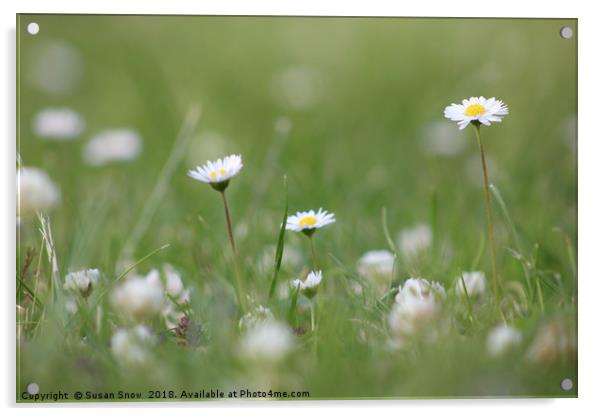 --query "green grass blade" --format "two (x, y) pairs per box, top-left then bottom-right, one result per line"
(268, 175), (288, 301)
